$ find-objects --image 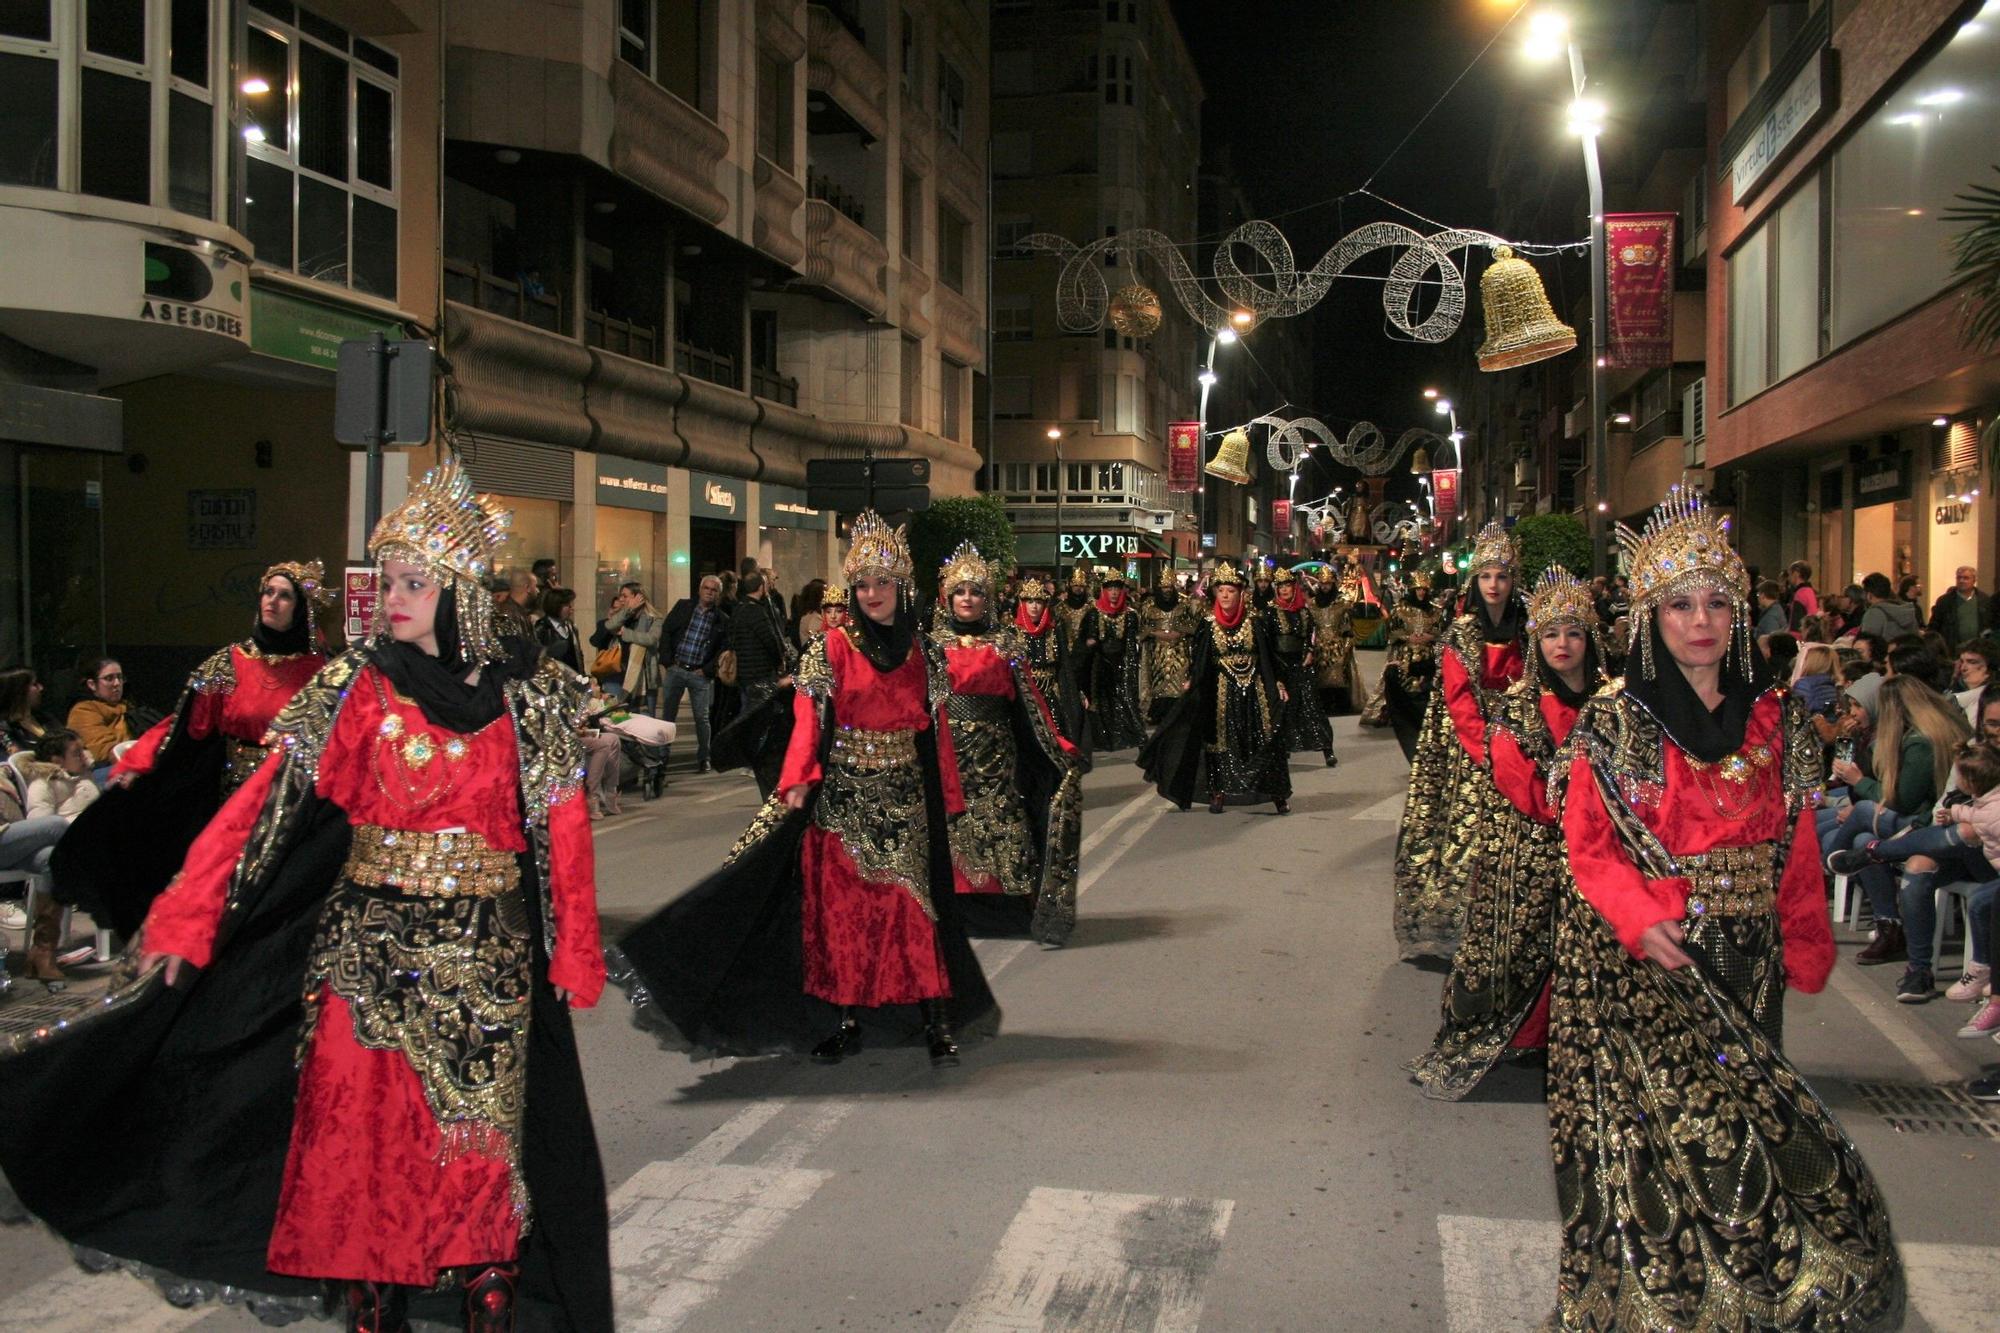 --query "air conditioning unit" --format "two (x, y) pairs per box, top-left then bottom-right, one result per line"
(1513, 456), (1534, 488)
(1681, 377), (1707, 467)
